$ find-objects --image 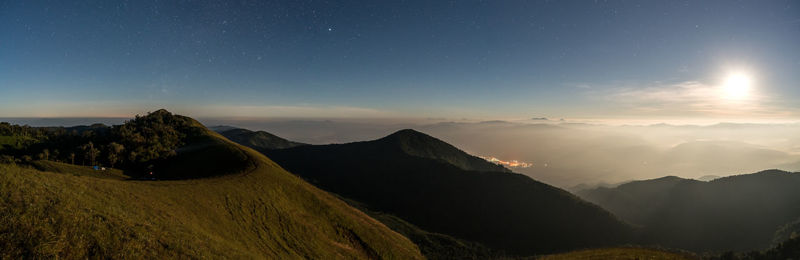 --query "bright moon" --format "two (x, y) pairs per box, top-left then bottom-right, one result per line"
(721, 73), (753, 100)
